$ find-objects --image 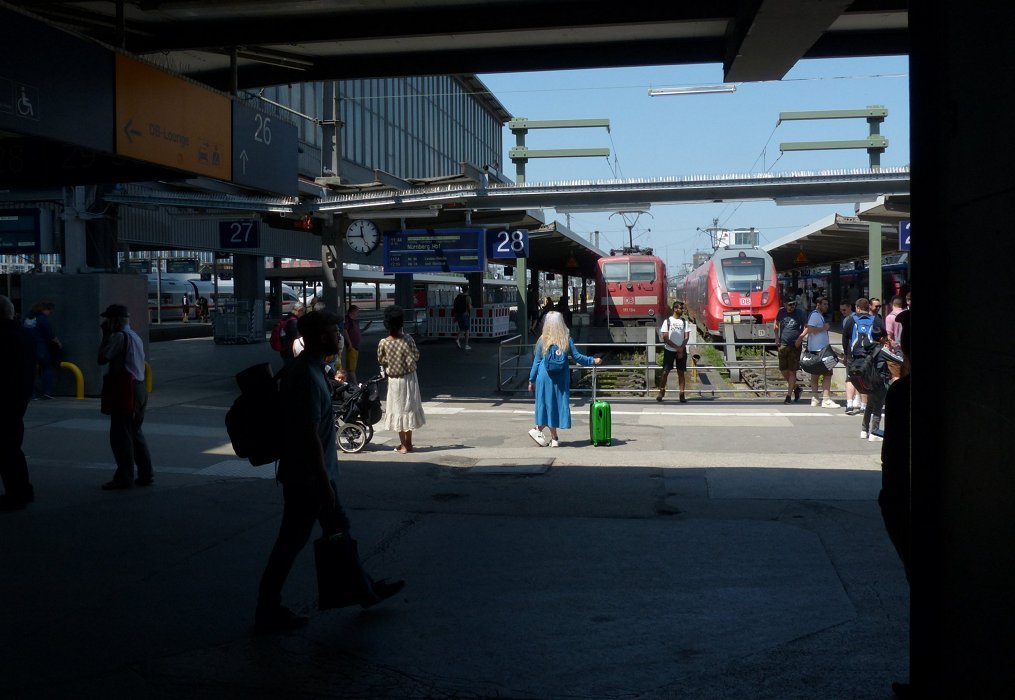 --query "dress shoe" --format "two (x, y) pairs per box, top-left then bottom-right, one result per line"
(254, 605), (309, 633)
(101, 479), (132, 491)
(134, 477), (154, 487)
(361, 579), (406, 608)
